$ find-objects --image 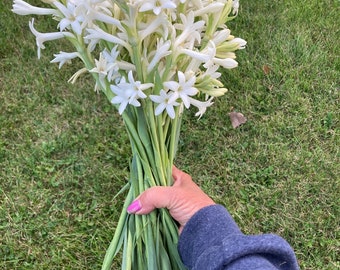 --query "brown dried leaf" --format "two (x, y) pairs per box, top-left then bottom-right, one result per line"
(229, 111), (247, 129)
(262, 65), (271, 75)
